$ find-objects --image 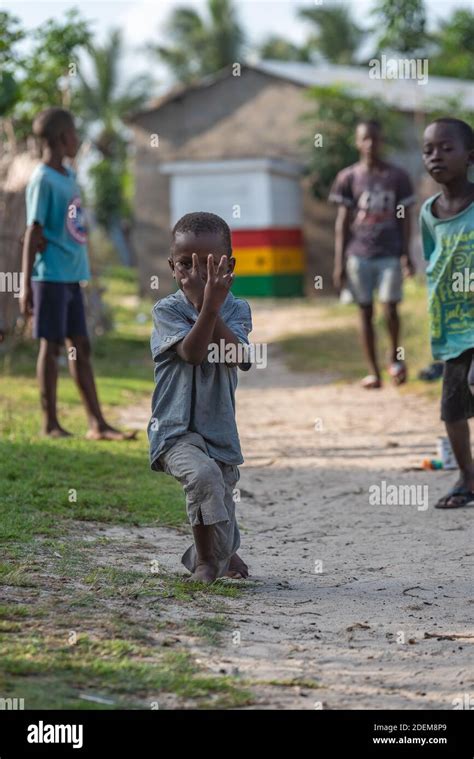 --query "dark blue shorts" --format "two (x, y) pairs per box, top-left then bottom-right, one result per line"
(32, 281), (88, 343)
